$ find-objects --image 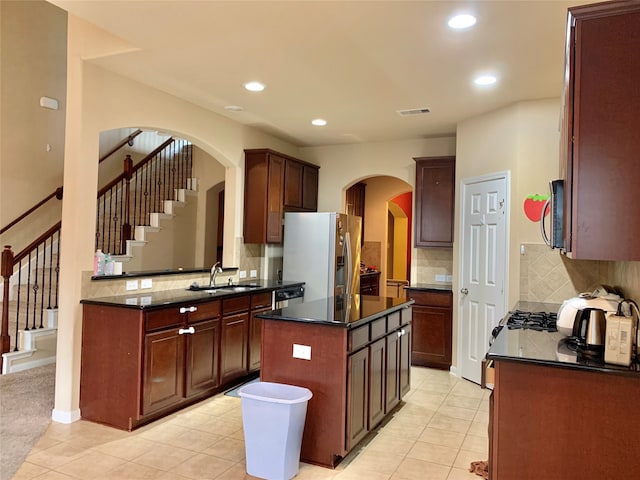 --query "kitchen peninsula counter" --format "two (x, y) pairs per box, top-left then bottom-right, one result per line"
(258, 295), (414, 468)
(486, 324), (640, 480)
